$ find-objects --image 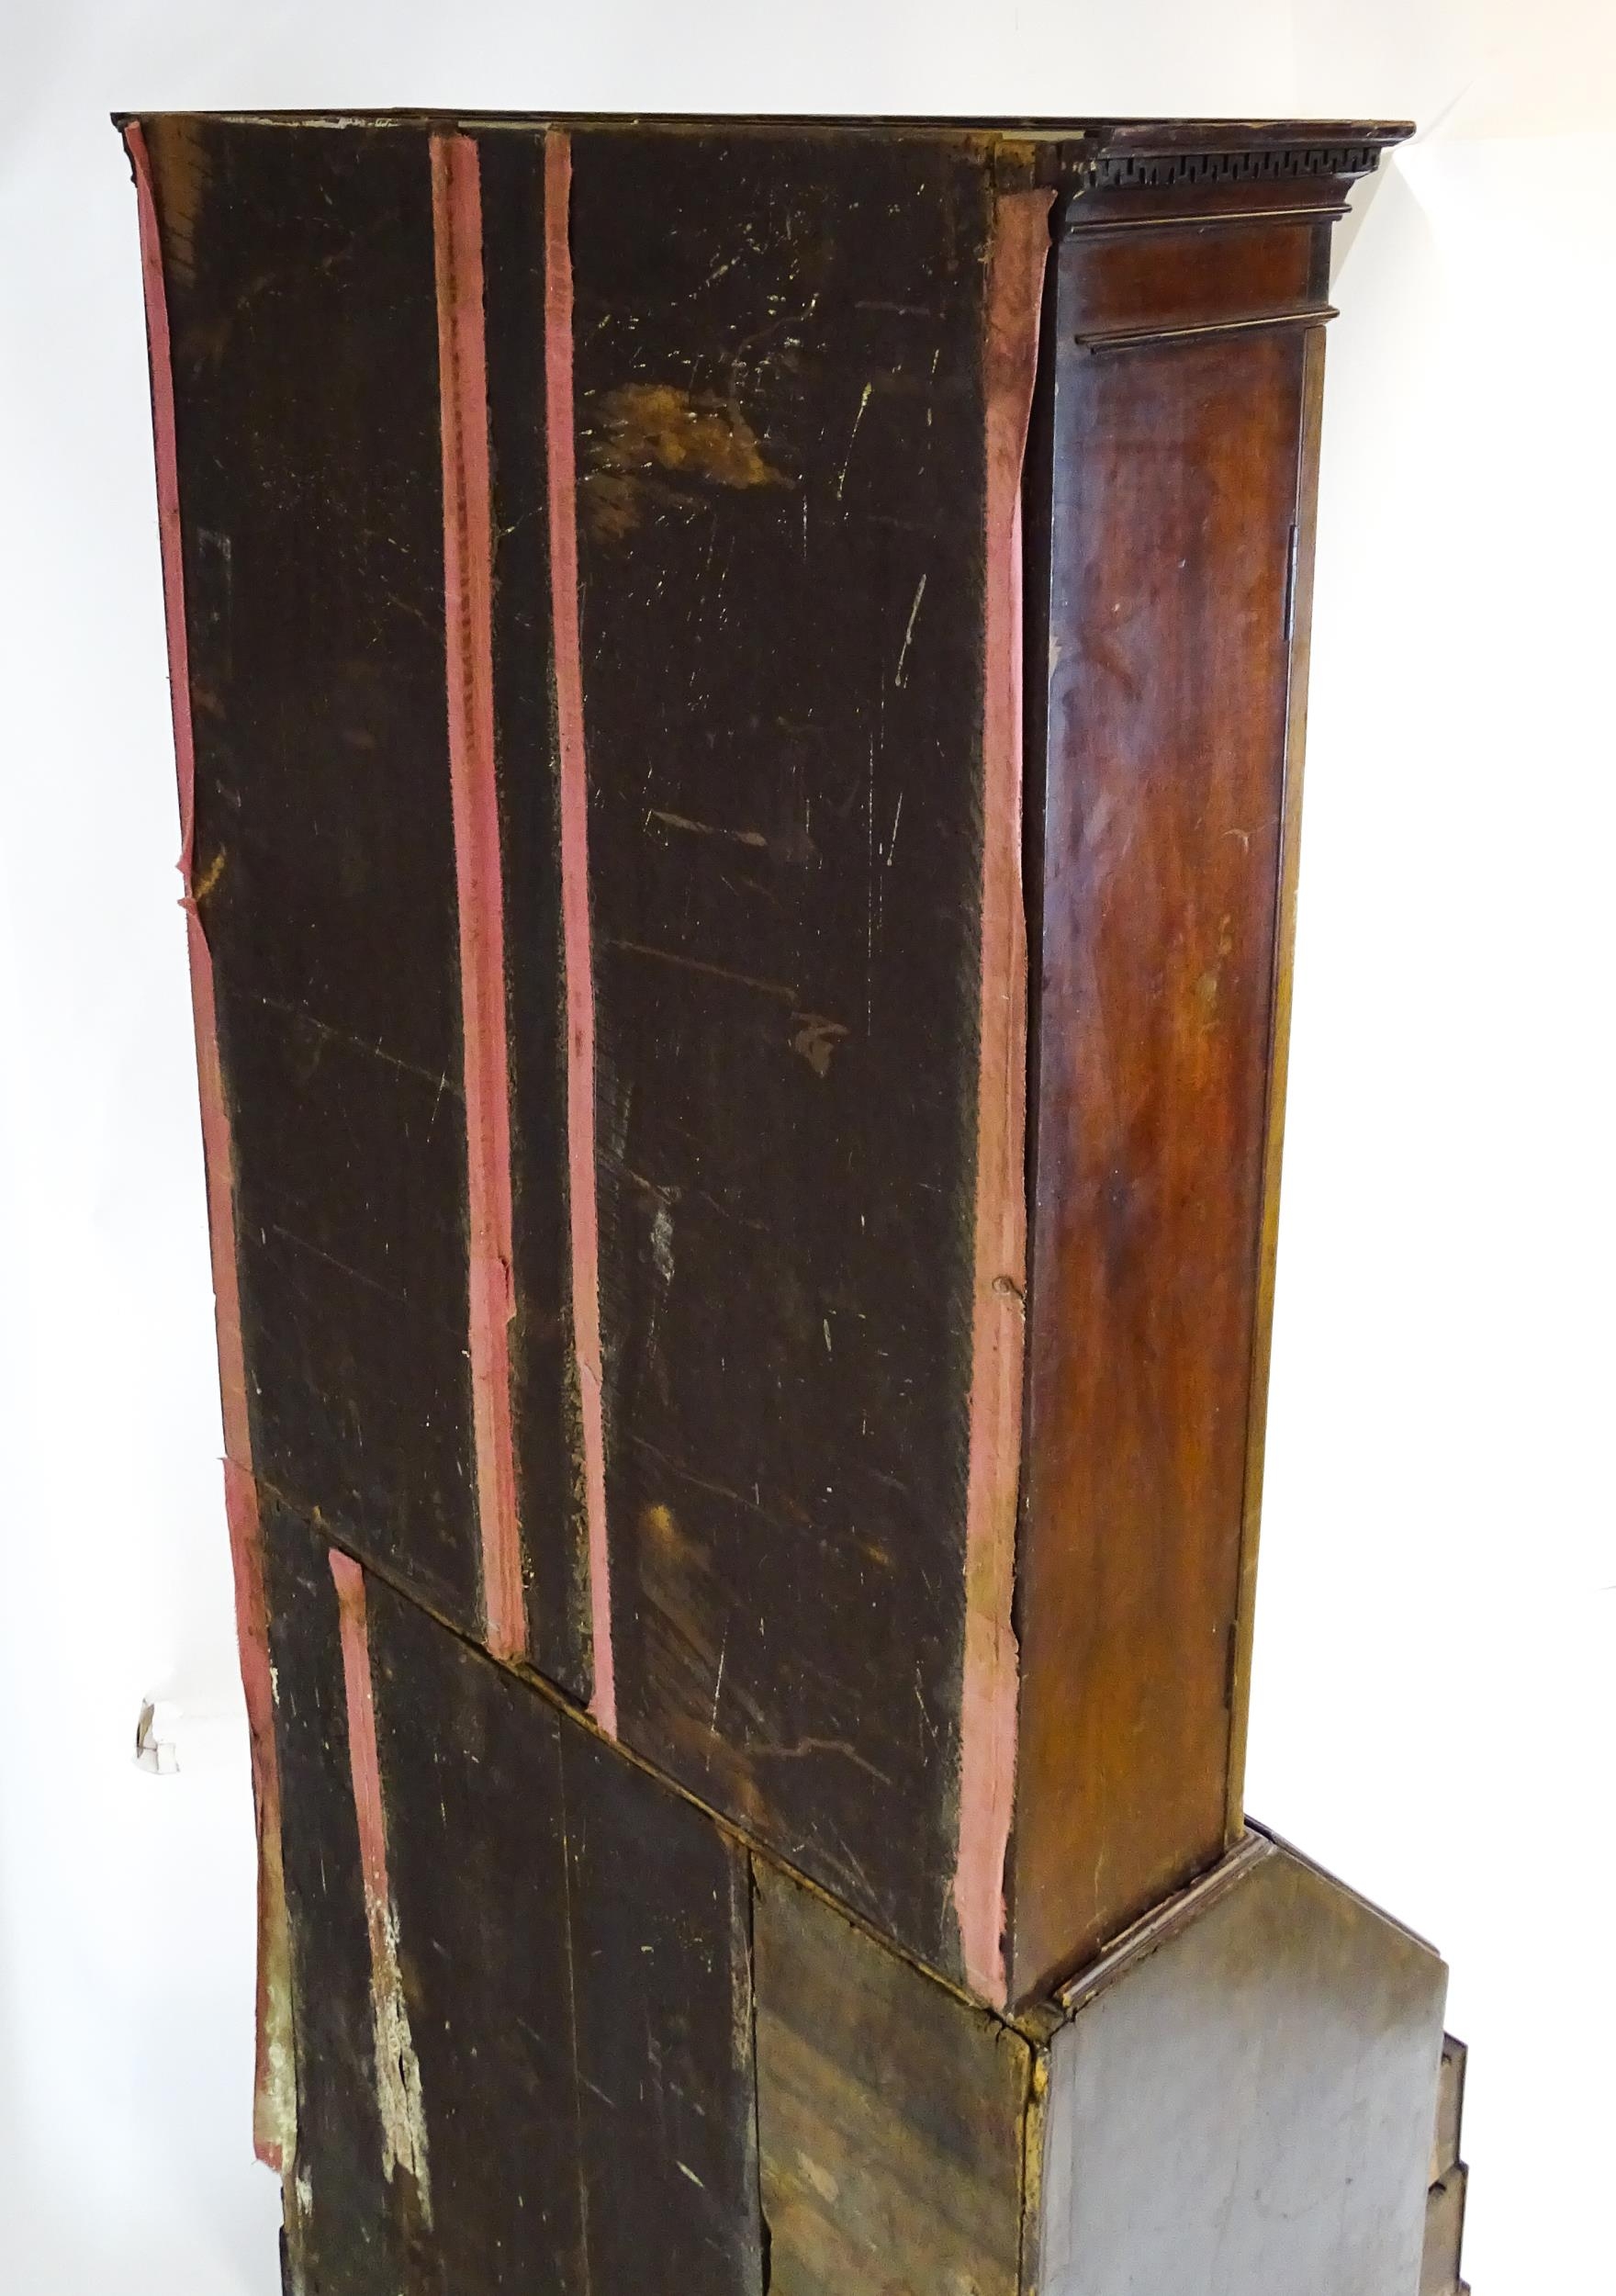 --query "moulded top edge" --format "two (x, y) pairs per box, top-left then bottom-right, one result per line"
(111, 109), (1416, 152)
